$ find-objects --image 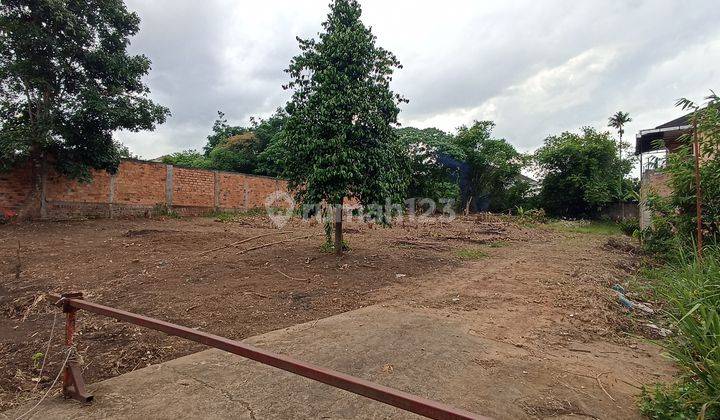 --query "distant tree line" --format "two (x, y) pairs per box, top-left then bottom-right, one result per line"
(161, 114), (537, 213)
